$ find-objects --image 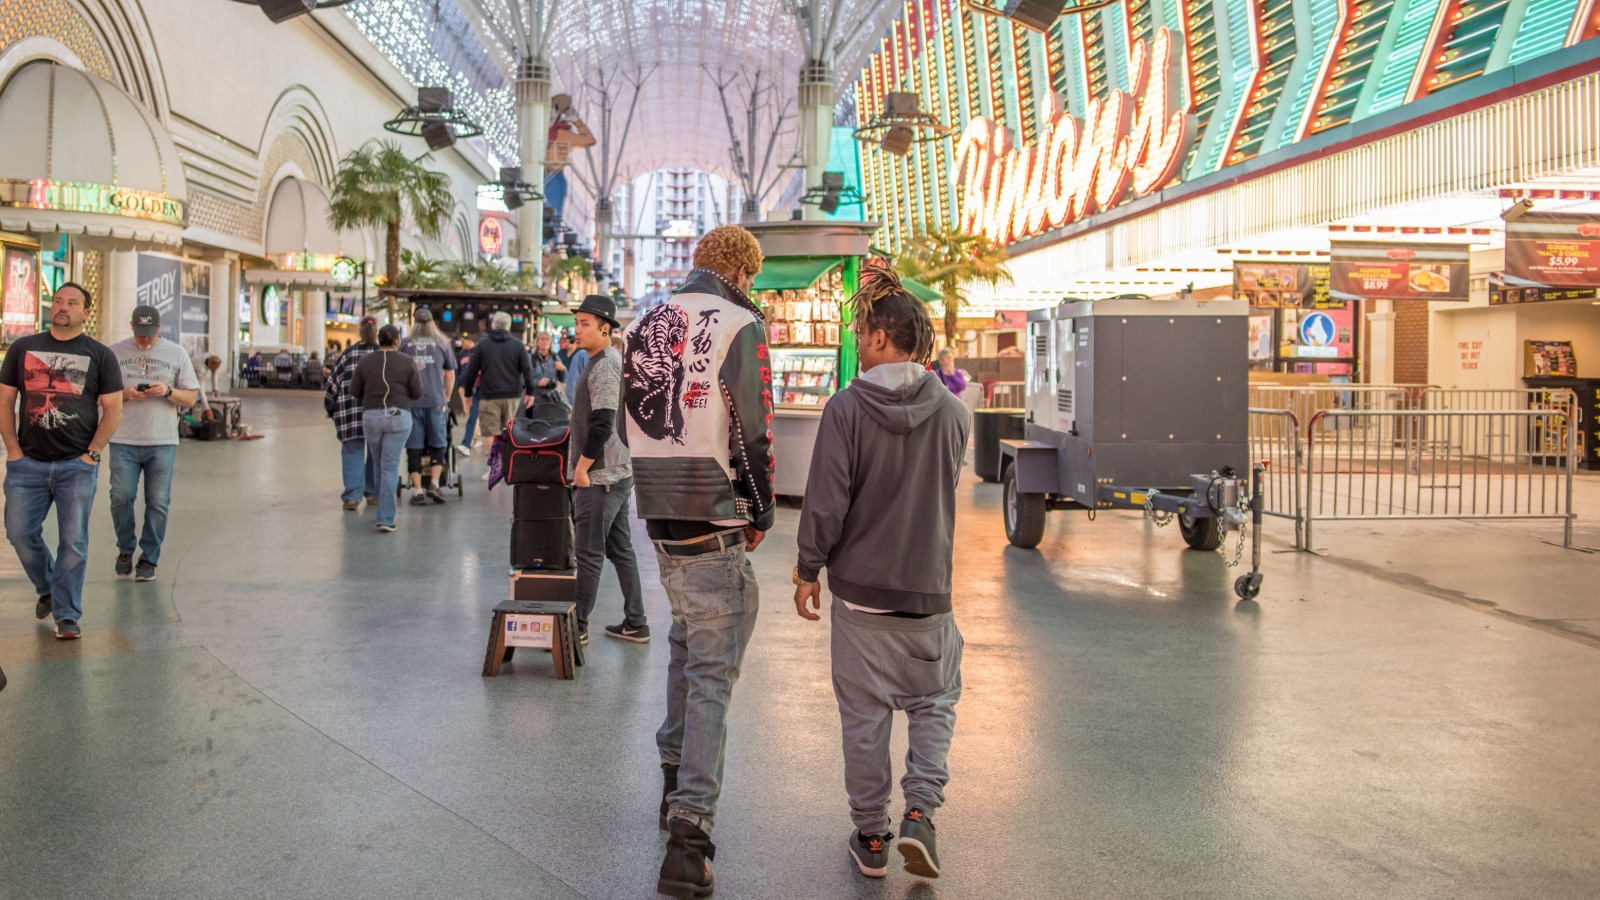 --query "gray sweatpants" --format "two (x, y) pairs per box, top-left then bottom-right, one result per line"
(830, 599), (964, 837)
